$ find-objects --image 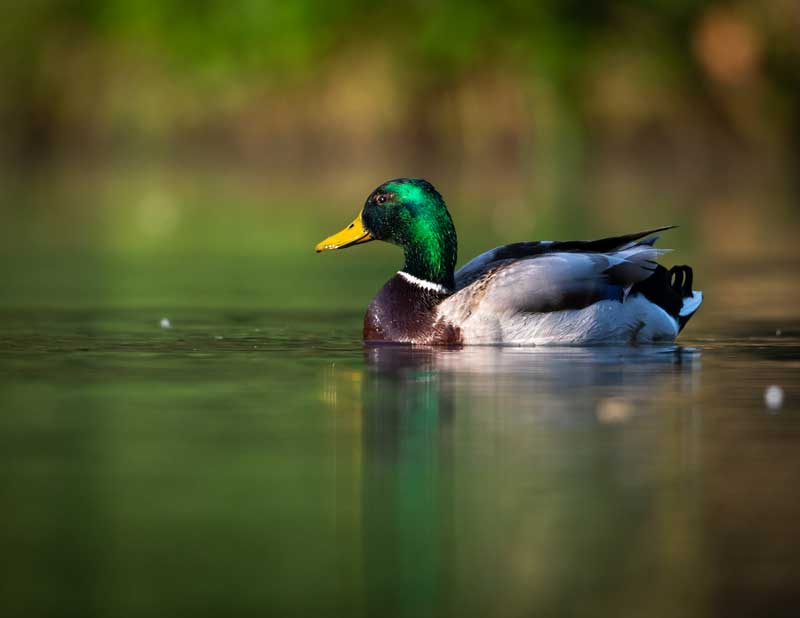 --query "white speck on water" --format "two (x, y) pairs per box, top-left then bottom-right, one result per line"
(160, 317), (172, 329)
(765, 385), (784, 410)
(776, 329), (782, 336)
